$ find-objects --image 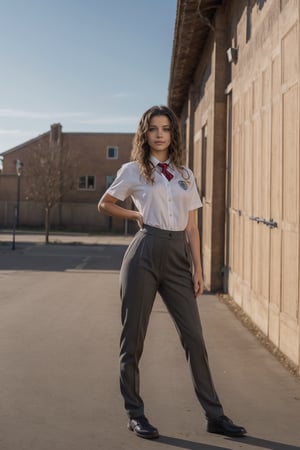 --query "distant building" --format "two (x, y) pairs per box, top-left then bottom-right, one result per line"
(0, 124), (136, 233)
(169, 0), (300, 373)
